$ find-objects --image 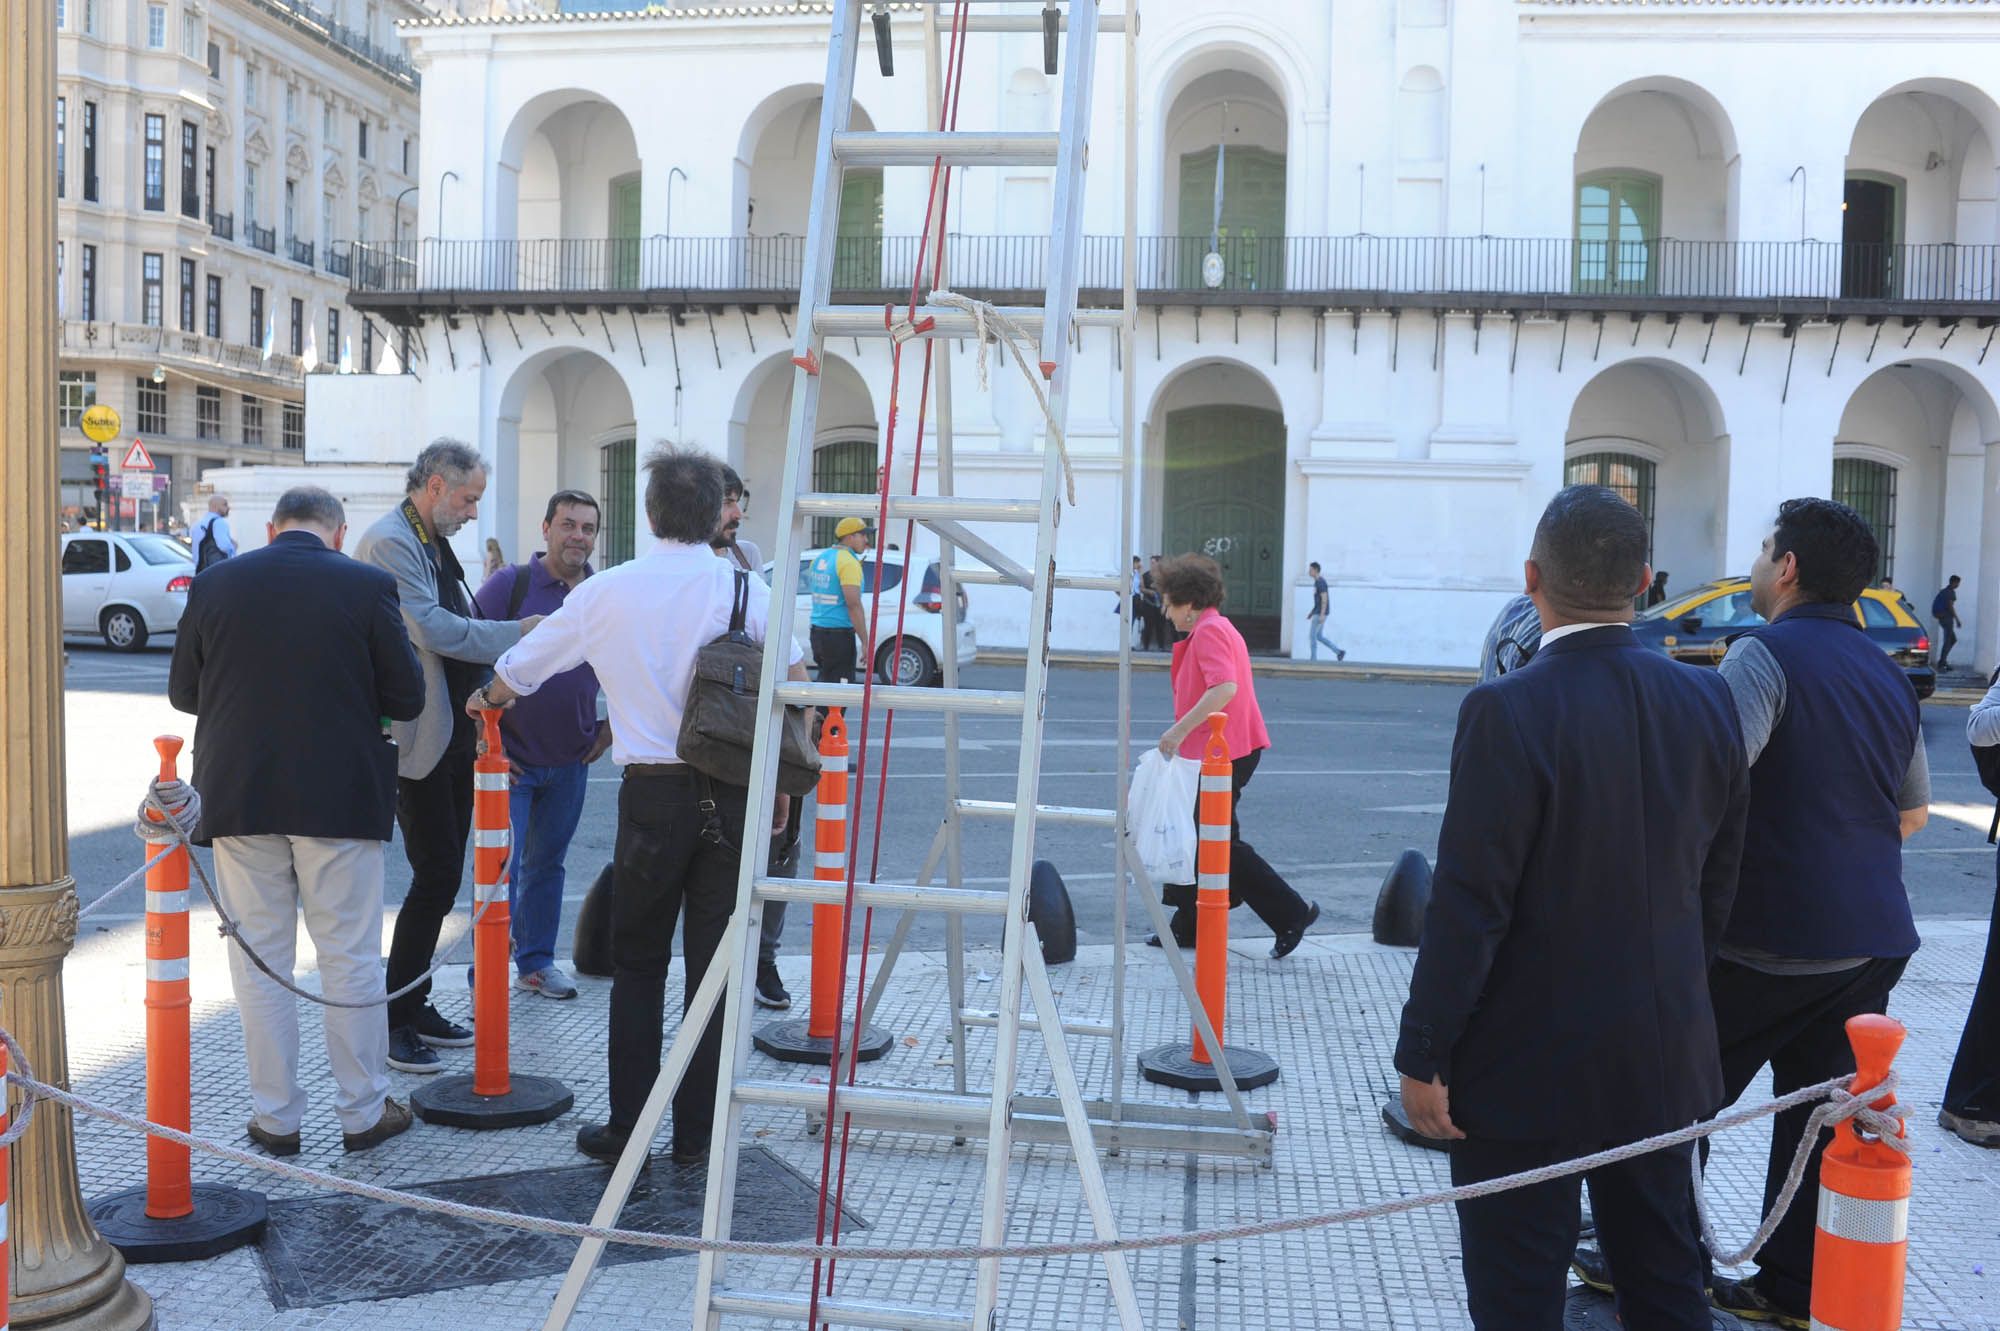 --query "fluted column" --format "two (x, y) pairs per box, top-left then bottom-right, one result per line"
(0, 5), (155, 1327)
